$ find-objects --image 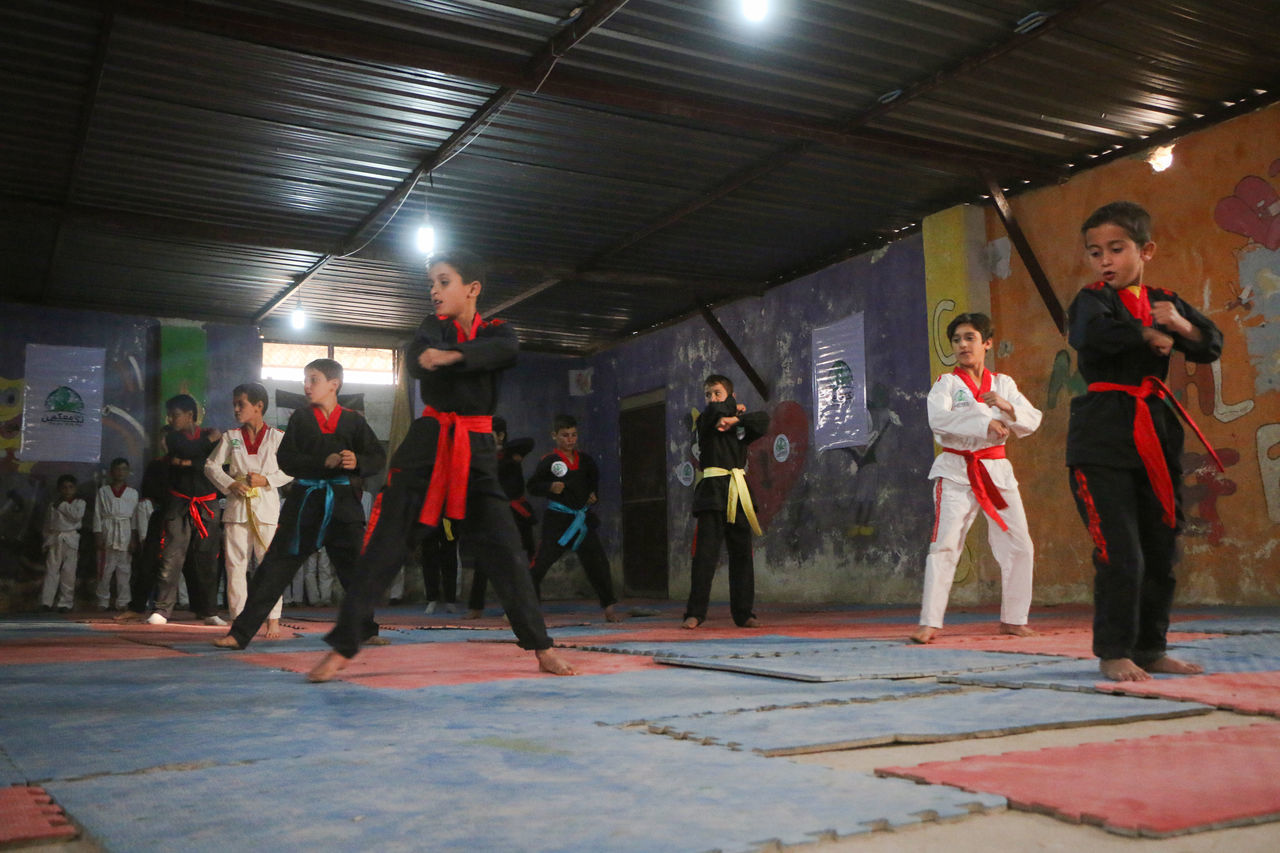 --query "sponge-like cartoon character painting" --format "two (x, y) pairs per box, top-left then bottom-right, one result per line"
(0, 377), (31, 475)
(0, 376), (42, 544)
